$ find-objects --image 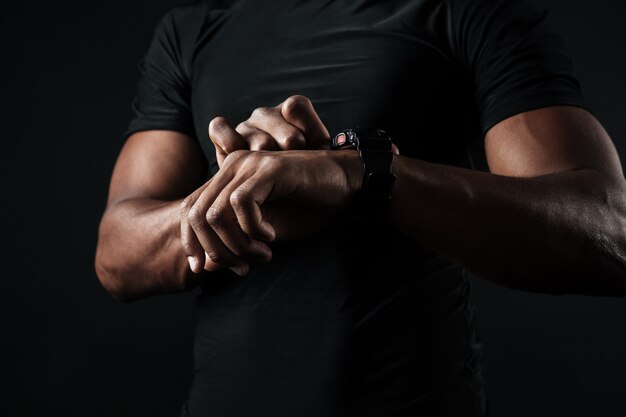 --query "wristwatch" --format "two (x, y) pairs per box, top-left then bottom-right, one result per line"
(331, 126), (396, 217)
